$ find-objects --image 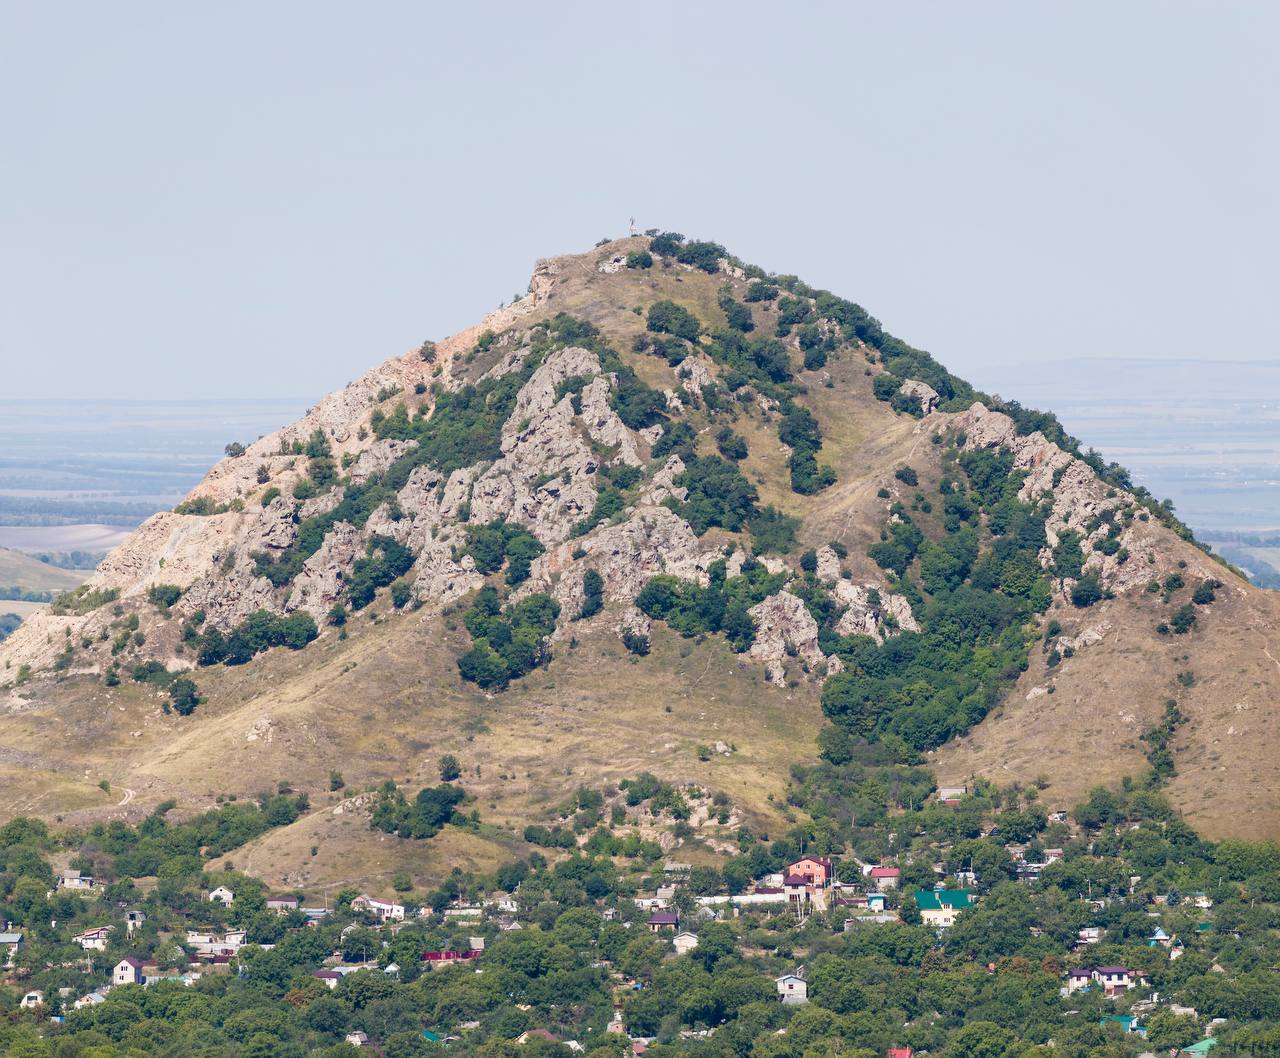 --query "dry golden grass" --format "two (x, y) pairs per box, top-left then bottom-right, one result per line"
(0, 548), (85, 592)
